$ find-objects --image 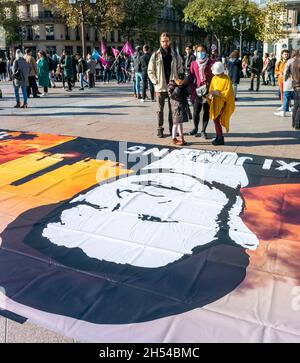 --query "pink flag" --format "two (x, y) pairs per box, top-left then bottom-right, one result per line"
(100, 41), (107, 56)
(122, 41), (134, 57)
(99, 56), (108, 67)
(112, 48), (120, 58)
